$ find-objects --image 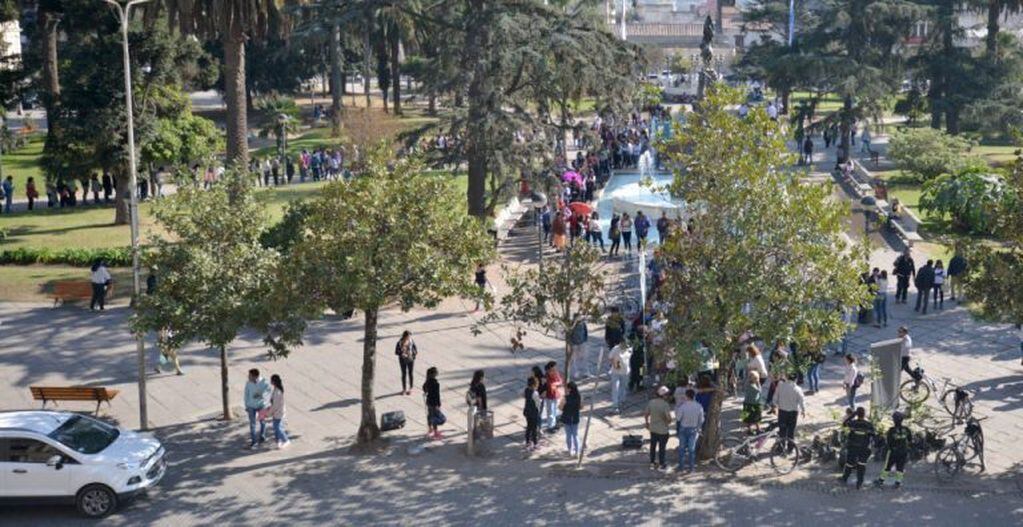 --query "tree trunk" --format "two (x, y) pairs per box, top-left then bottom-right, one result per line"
(114, 173), (131, 225)
(928, 81), (942, 130)
(564, 337), (573, 384)
(464, 1), (489, 218)
(39, 11), (61, 144)
(357, 307), (382, 443)
(363, 29), (372, 109)
(428, 93), (436, 115)
(467, 149), (487, 218)
(220, 345), (232, 420)
(222, 27), (249, 167)
(838, 95), (853, 163)
(987, 1), (1000, 57)
(330, 22), (344, 137)
(697, 386), (724, 460)
(390, 33), (402, 116)
(780, 87), (790, 115)
(946, 106), (960, 135)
